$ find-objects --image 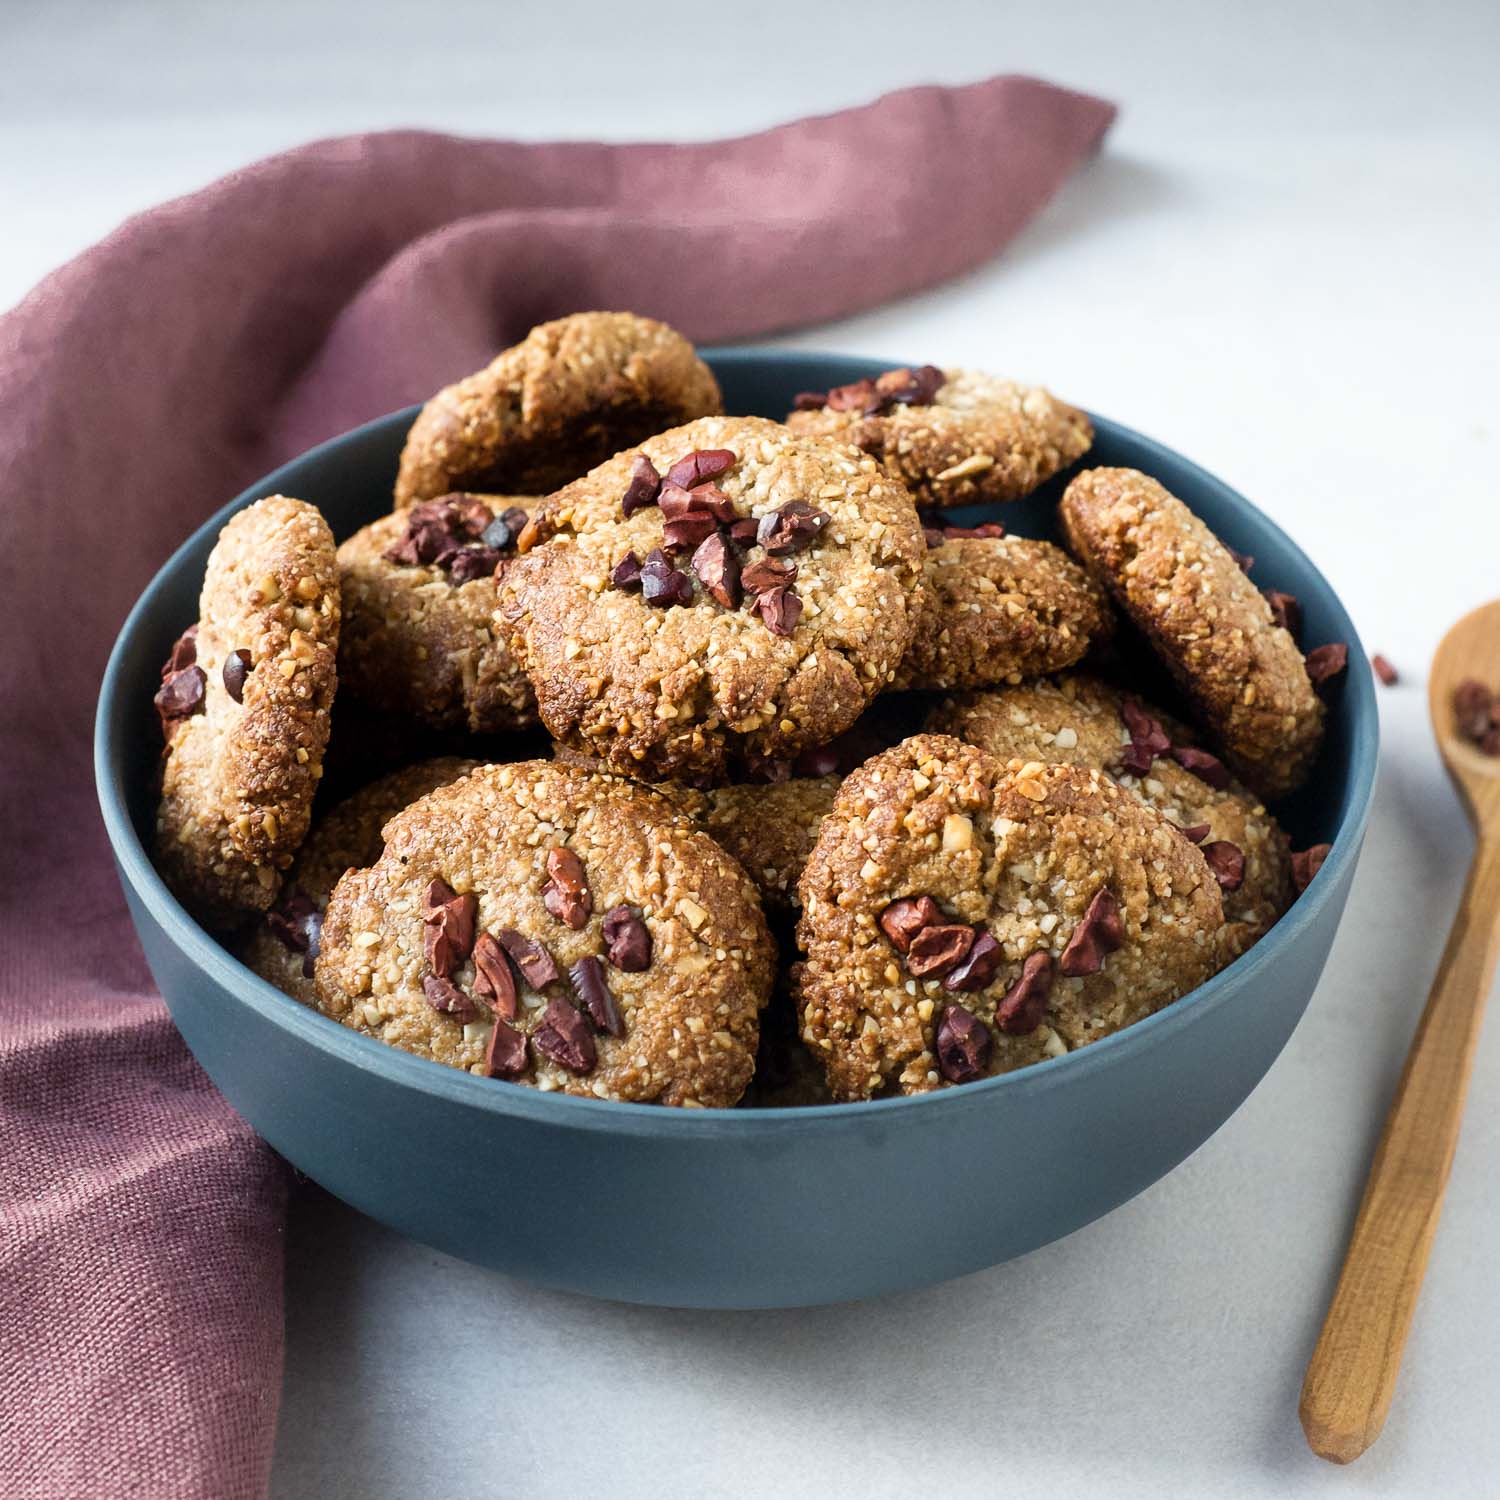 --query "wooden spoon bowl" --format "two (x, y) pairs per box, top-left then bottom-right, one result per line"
(1300, 598), (1500, 1462)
